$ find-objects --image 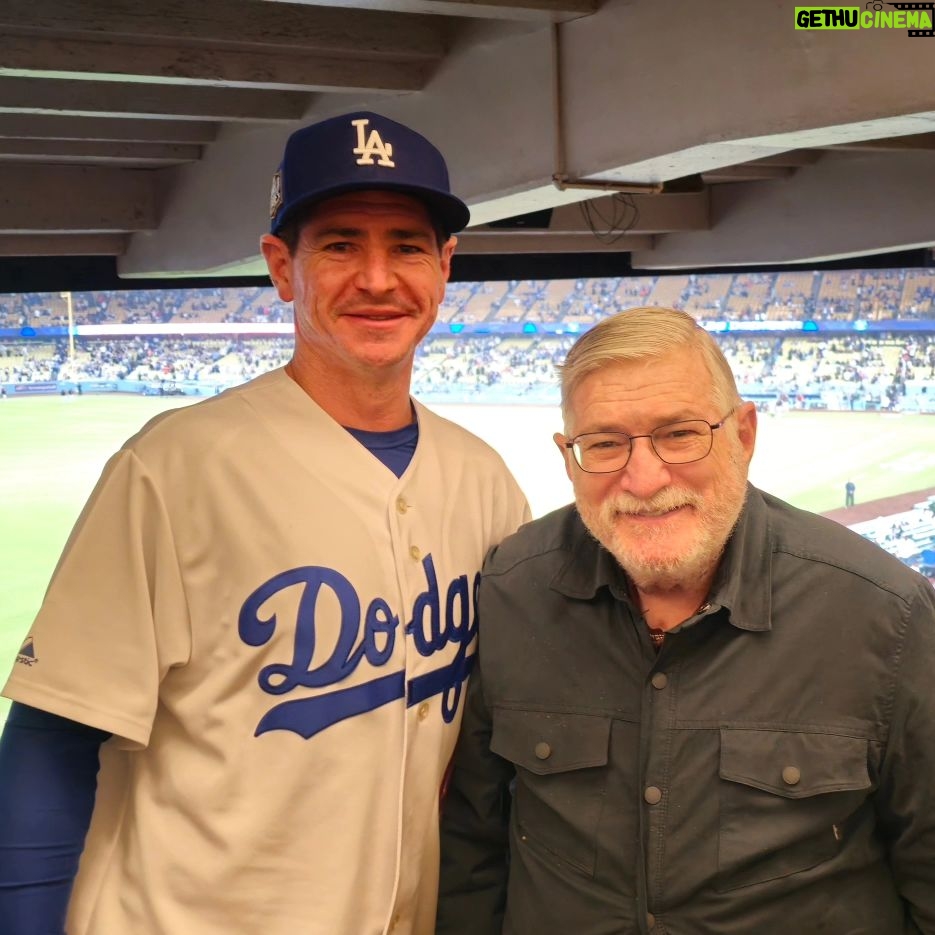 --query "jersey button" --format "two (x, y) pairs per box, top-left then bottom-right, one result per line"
(417, 702), (430, 721)
(409, 545), (422, 560)
(396, 496), (408, 514)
